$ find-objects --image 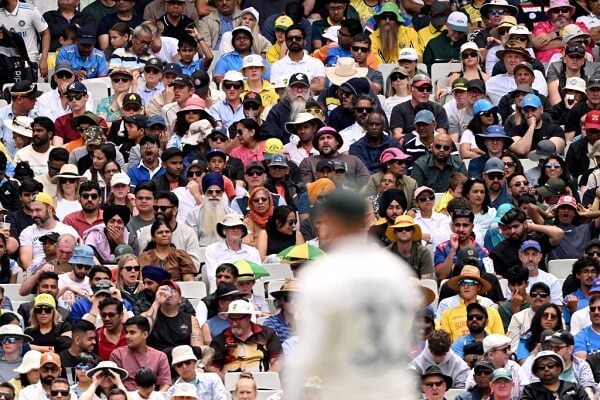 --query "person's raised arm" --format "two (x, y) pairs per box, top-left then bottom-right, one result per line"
(435, 234), (459, 280)
(508, 116), (536, 157)
(526, 220), (564, 246)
